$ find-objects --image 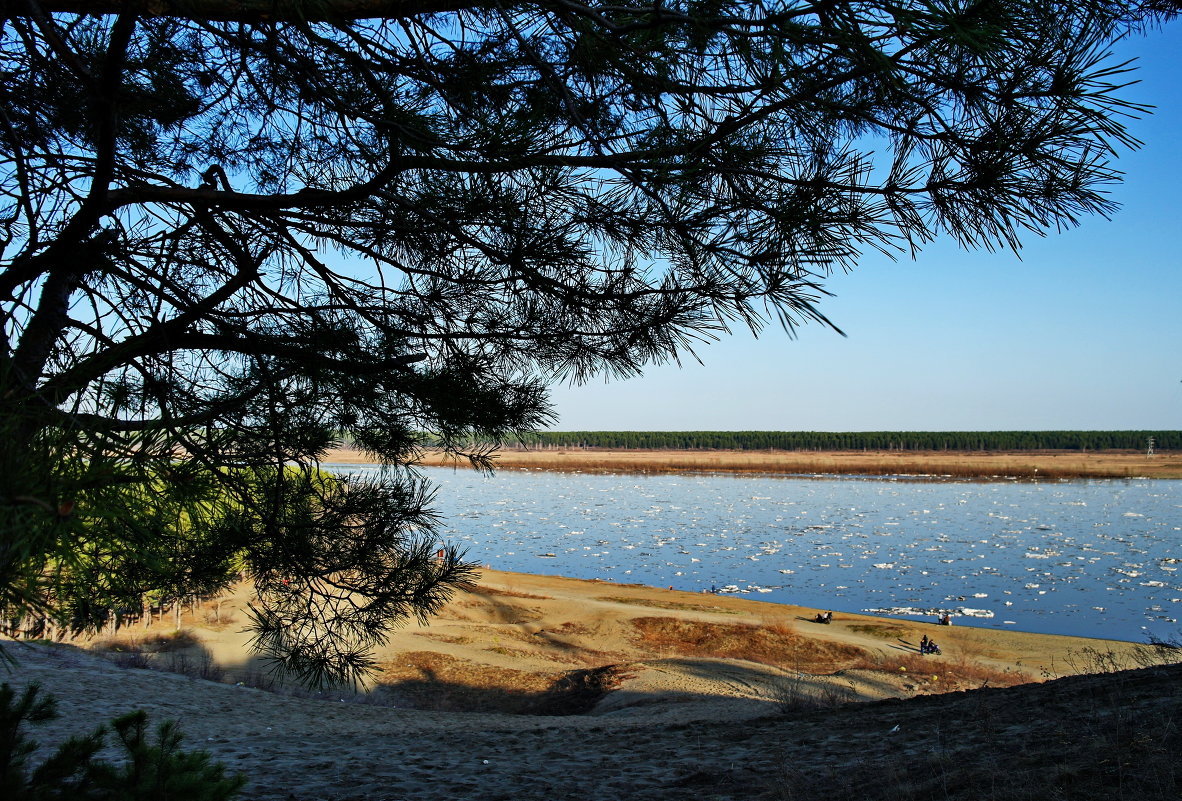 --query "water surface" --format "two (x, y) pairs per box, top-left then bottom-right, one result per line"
(334, 465), (1180, 642)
